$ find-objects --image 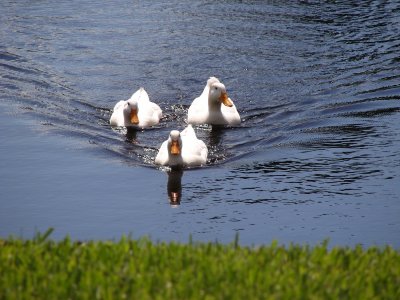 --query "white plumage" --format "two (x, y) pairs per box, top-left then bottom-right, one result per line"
(155, 125), (208, 168)
(187, 77), (241, 126)
(110, 87), (162, 128)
